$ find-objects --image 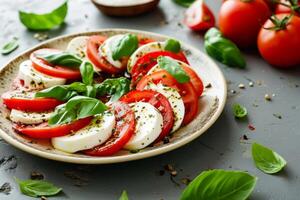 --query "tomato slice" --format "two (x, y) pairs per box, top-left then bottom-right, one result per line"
(184, 0), (215, 31)
(30, 48), (81, 80)
(14, 117), (92, 139)
(131, 51), (189, 84)
(84, 102), (135, 156)
(136, 70), (198, 125)
(181, 65), (204, 97)
(120, 90), (174, 142)
(86, 35), (123, 74)
(2, 91), (62, 112)
(138, 37), (156, 46)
